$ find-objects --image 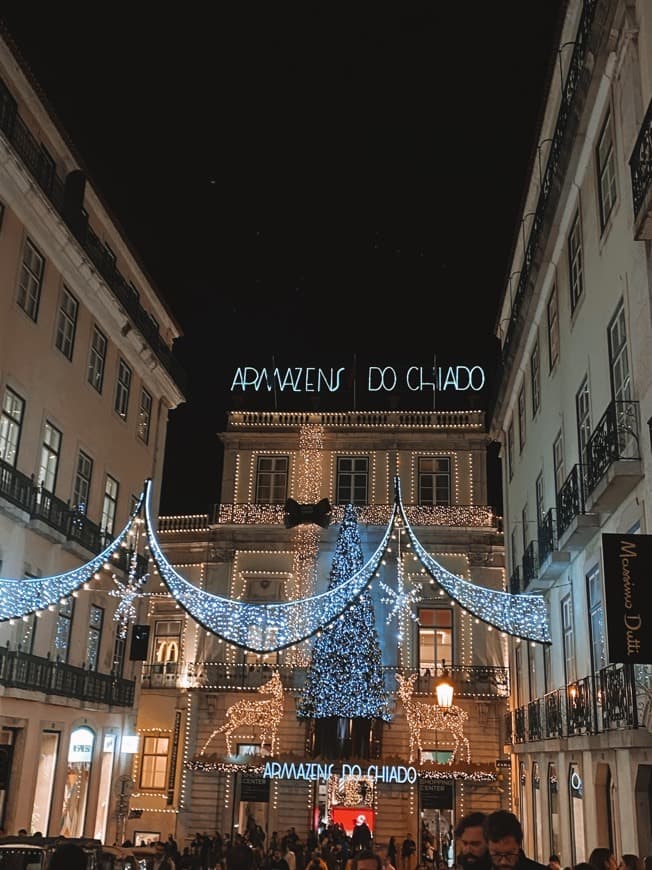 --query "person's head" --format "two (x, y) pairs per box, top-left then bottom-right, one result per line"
(588, 850), (617, 870)
(49, 842), (88, 870)
(353, 850), (382, 870)
(455, 812), (488, 869)
(485, 811), (523, 868)
(574, 863), (593, 870)
(154, 841), (166, 859)
(549, 857), (561, 870)
(620, 856), (643, 870)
